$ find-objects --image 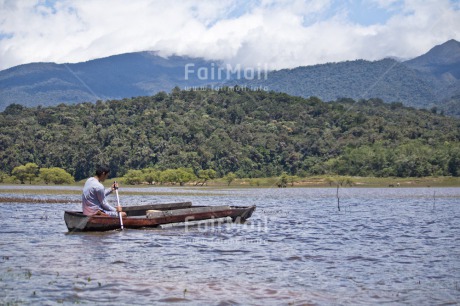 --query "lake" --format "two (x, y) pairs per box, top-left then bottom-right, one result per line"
(1, 186), (459, 305)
